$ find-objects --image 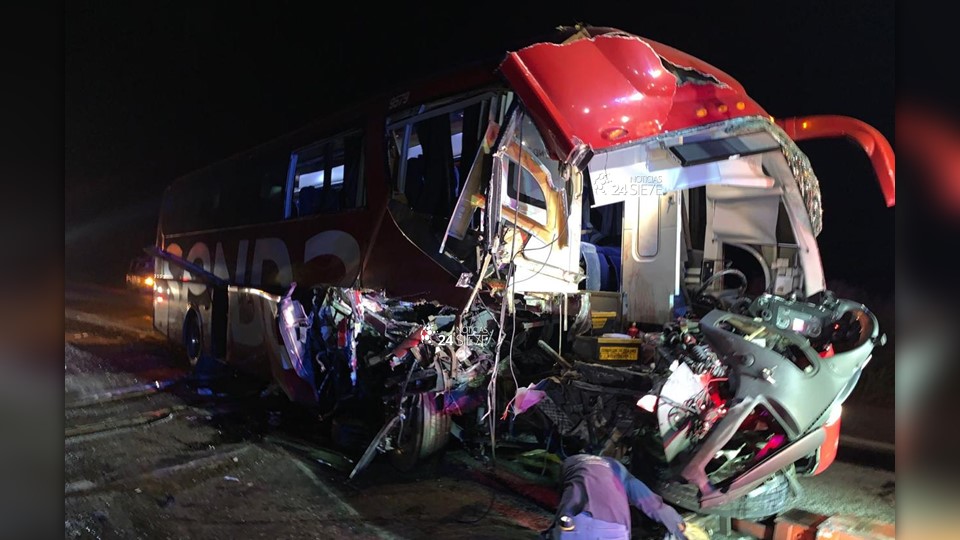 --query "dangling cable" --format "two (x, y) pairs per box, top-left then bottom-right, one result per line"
(485, 108), (526, 461)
